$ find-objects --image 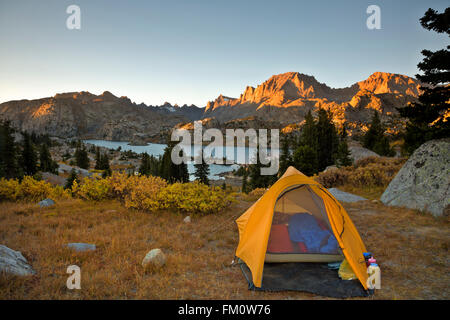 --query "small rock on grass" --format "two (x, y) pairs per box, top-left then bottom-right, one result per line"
(38, 198), (55, 208)
(142, 248), (166, 269)
(67, 243), (96, 252)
